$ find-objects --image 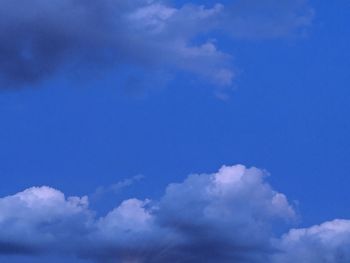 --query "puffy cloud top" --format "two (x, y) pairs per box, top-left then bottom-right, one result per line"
(272, 219), (350, 263)
(0, 186), (91, 255)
